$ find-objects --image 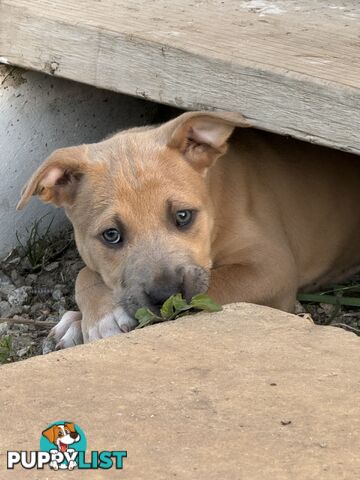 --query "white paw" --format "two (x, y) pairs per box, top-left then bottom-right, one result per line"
(50, 460), (59, 470)
(44, 311), (83, 352)
(68, 460), (77, 470)
(85, 306), (138, 343)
